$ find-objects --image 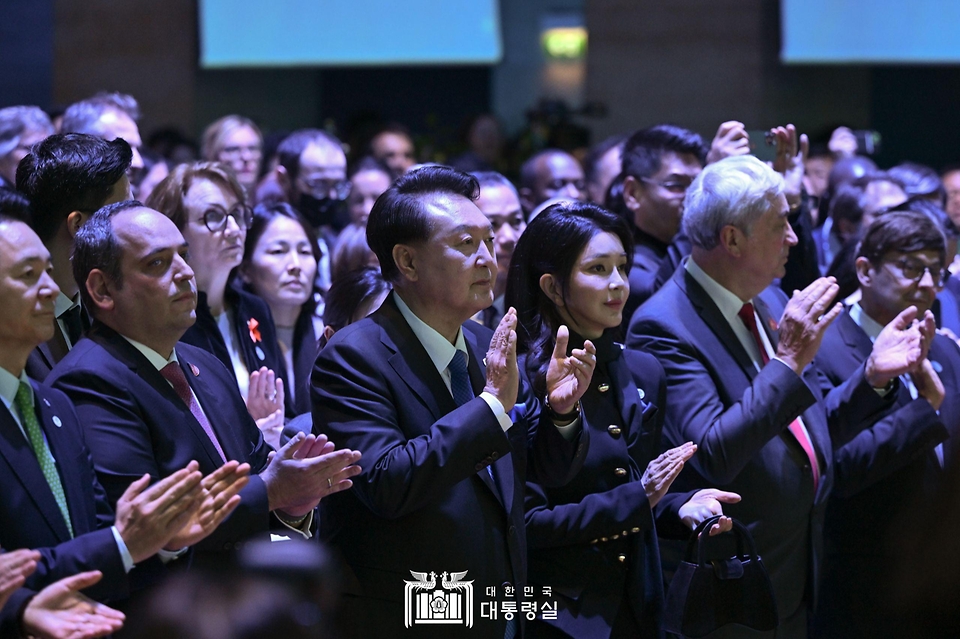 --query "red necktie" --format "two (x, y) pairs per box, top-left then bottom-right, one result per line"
(738, 303), (820, 491)
(161, 361), (227, 462)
